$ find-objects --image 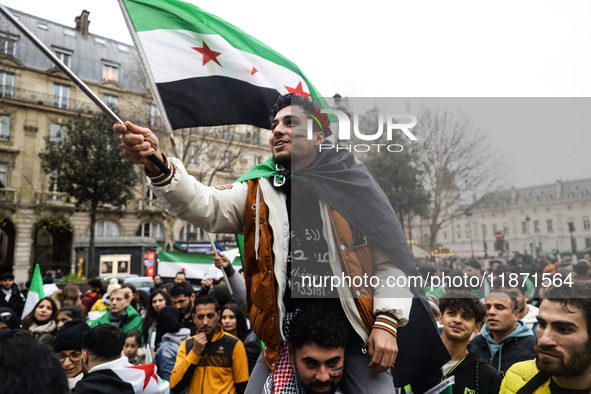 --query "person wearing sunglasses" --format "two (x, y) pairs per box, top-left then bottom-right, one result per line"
(54, 319), (90, 389)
